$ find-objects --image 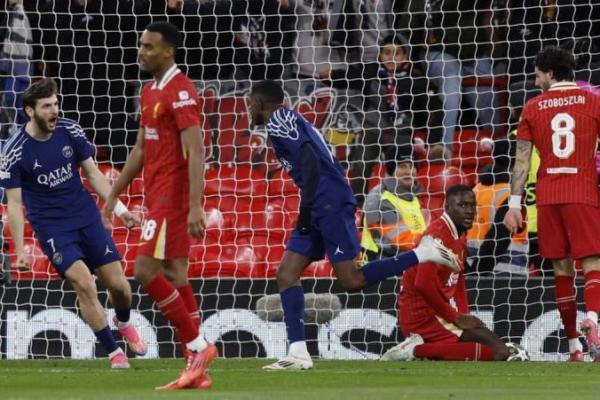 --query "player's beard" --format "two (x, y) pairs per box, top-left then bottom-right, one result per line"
(33, 113), (55, 135)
